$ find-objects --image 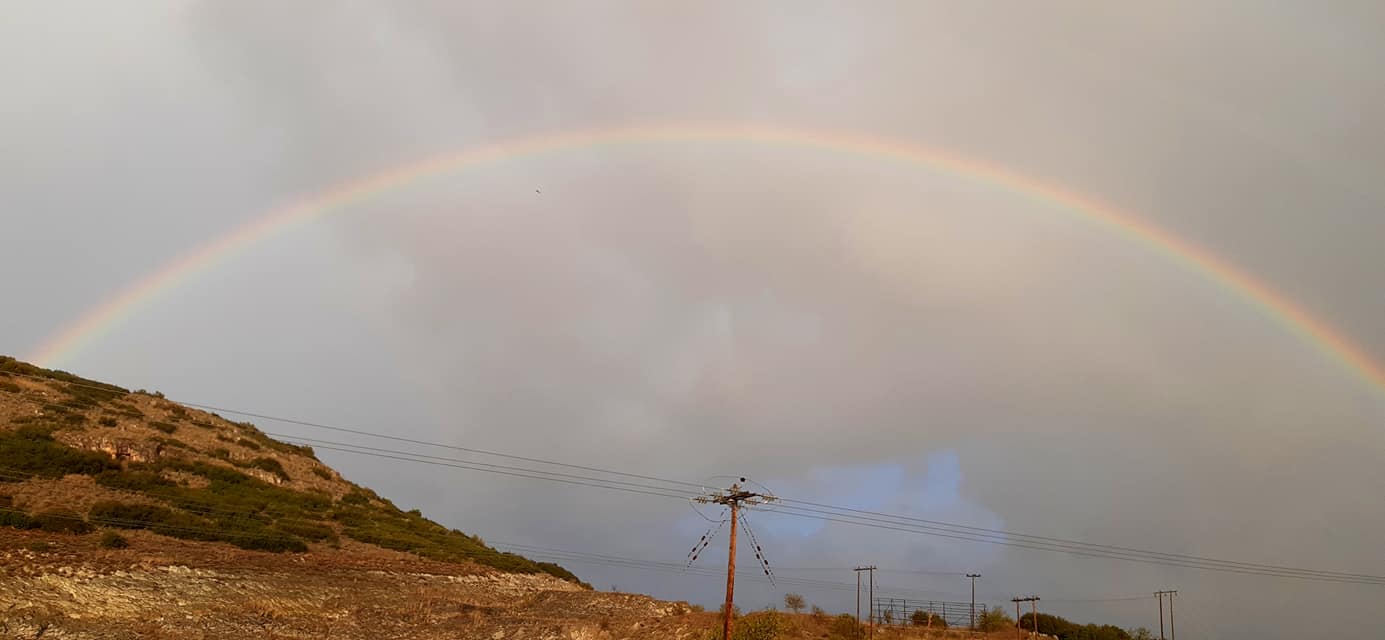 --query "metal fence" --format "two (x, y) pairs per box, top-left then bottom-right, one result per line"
(871, 598), (979, 628)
